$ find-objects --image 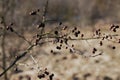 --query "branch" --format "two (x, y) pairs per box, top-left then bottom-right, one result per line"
(13, 30), (31, 45)
(0, 44), (35, 77)
(41, 34), (120, 41)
